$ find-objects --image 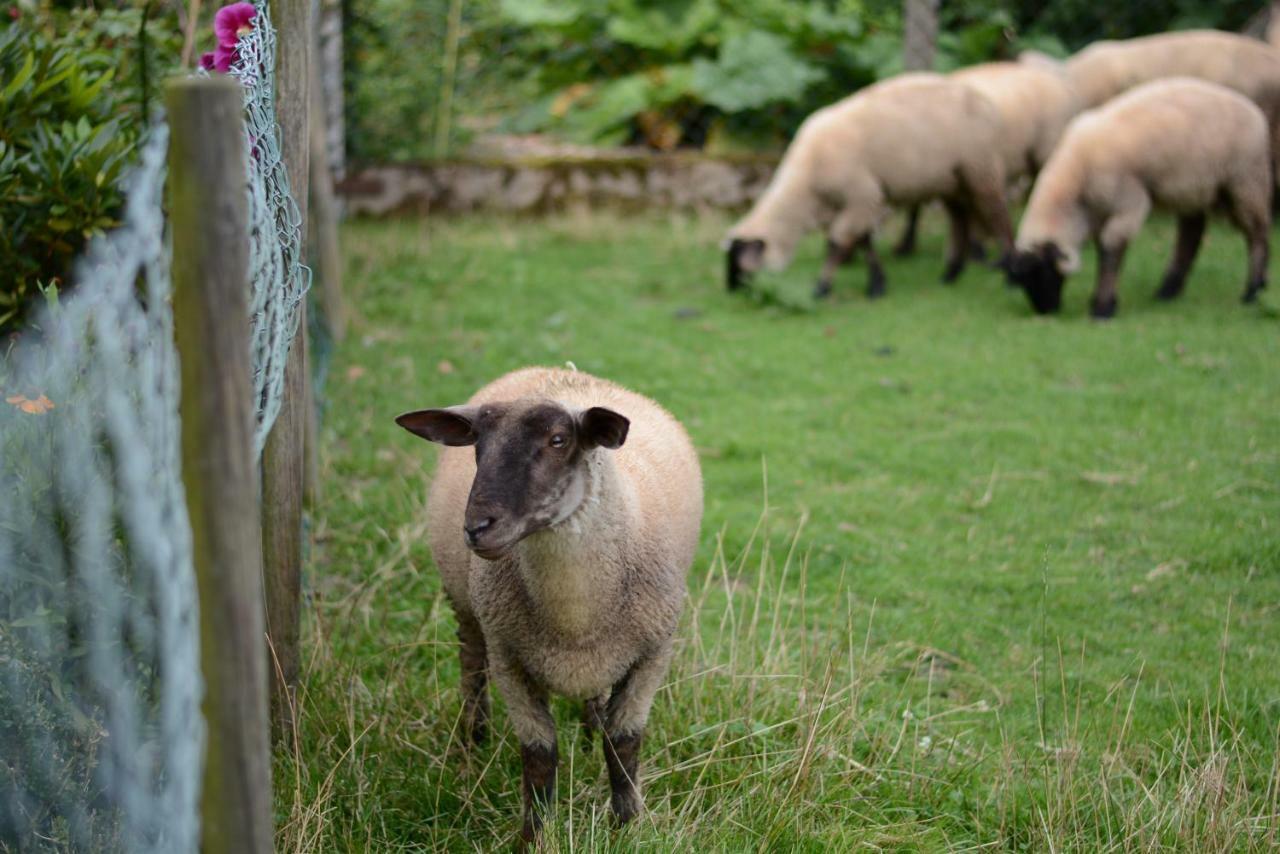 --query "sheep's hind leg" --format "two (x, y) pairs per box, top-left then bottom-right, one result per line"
(1155, 212), (1206, 301)
(601, 645), (675, 825)
(457, 617), (490, 746)
(941, 199), (971, 284)
(959, 161), (1014, 267)
(1227, 187), (1271, 303)
(893, 205), (920, 256)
